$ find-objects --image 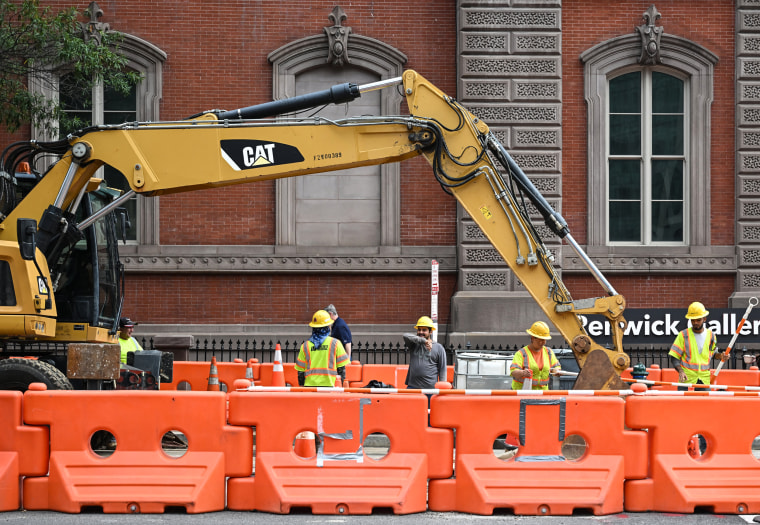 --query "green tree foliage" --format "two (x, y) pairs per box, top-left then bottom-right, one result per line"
(0, 0), (139, 134)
